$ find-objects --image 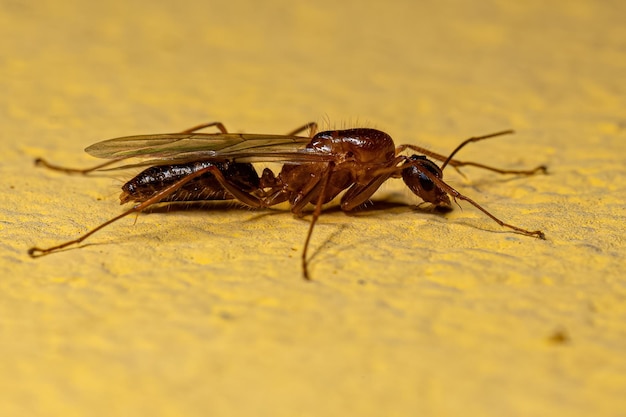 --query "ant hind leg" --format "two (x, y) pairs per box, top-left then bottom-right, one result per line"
(286, 122), (318, 137)
(178, 122), (228, 134)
